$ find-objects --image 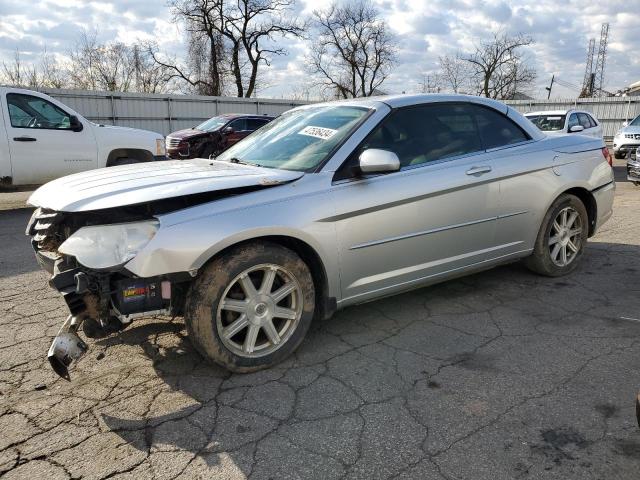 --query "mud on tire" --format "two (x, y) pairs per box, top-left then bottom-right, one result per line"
(525, 193), (589, 277)
(184, 241), (315, 372)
